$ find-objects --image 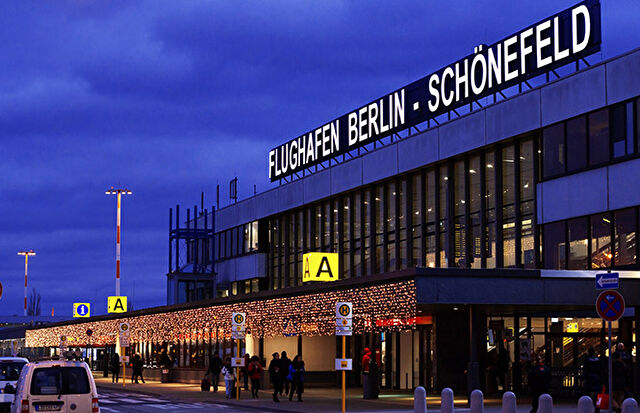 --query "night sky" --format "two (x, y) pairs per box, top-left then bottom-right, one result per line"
(1, 1), (639, 317)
